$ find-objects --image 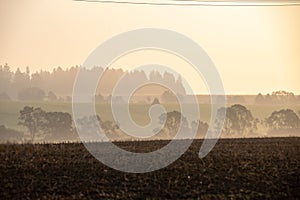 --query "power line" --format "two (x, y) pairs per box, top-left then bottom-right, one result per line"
(73, 0), (300, 6)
